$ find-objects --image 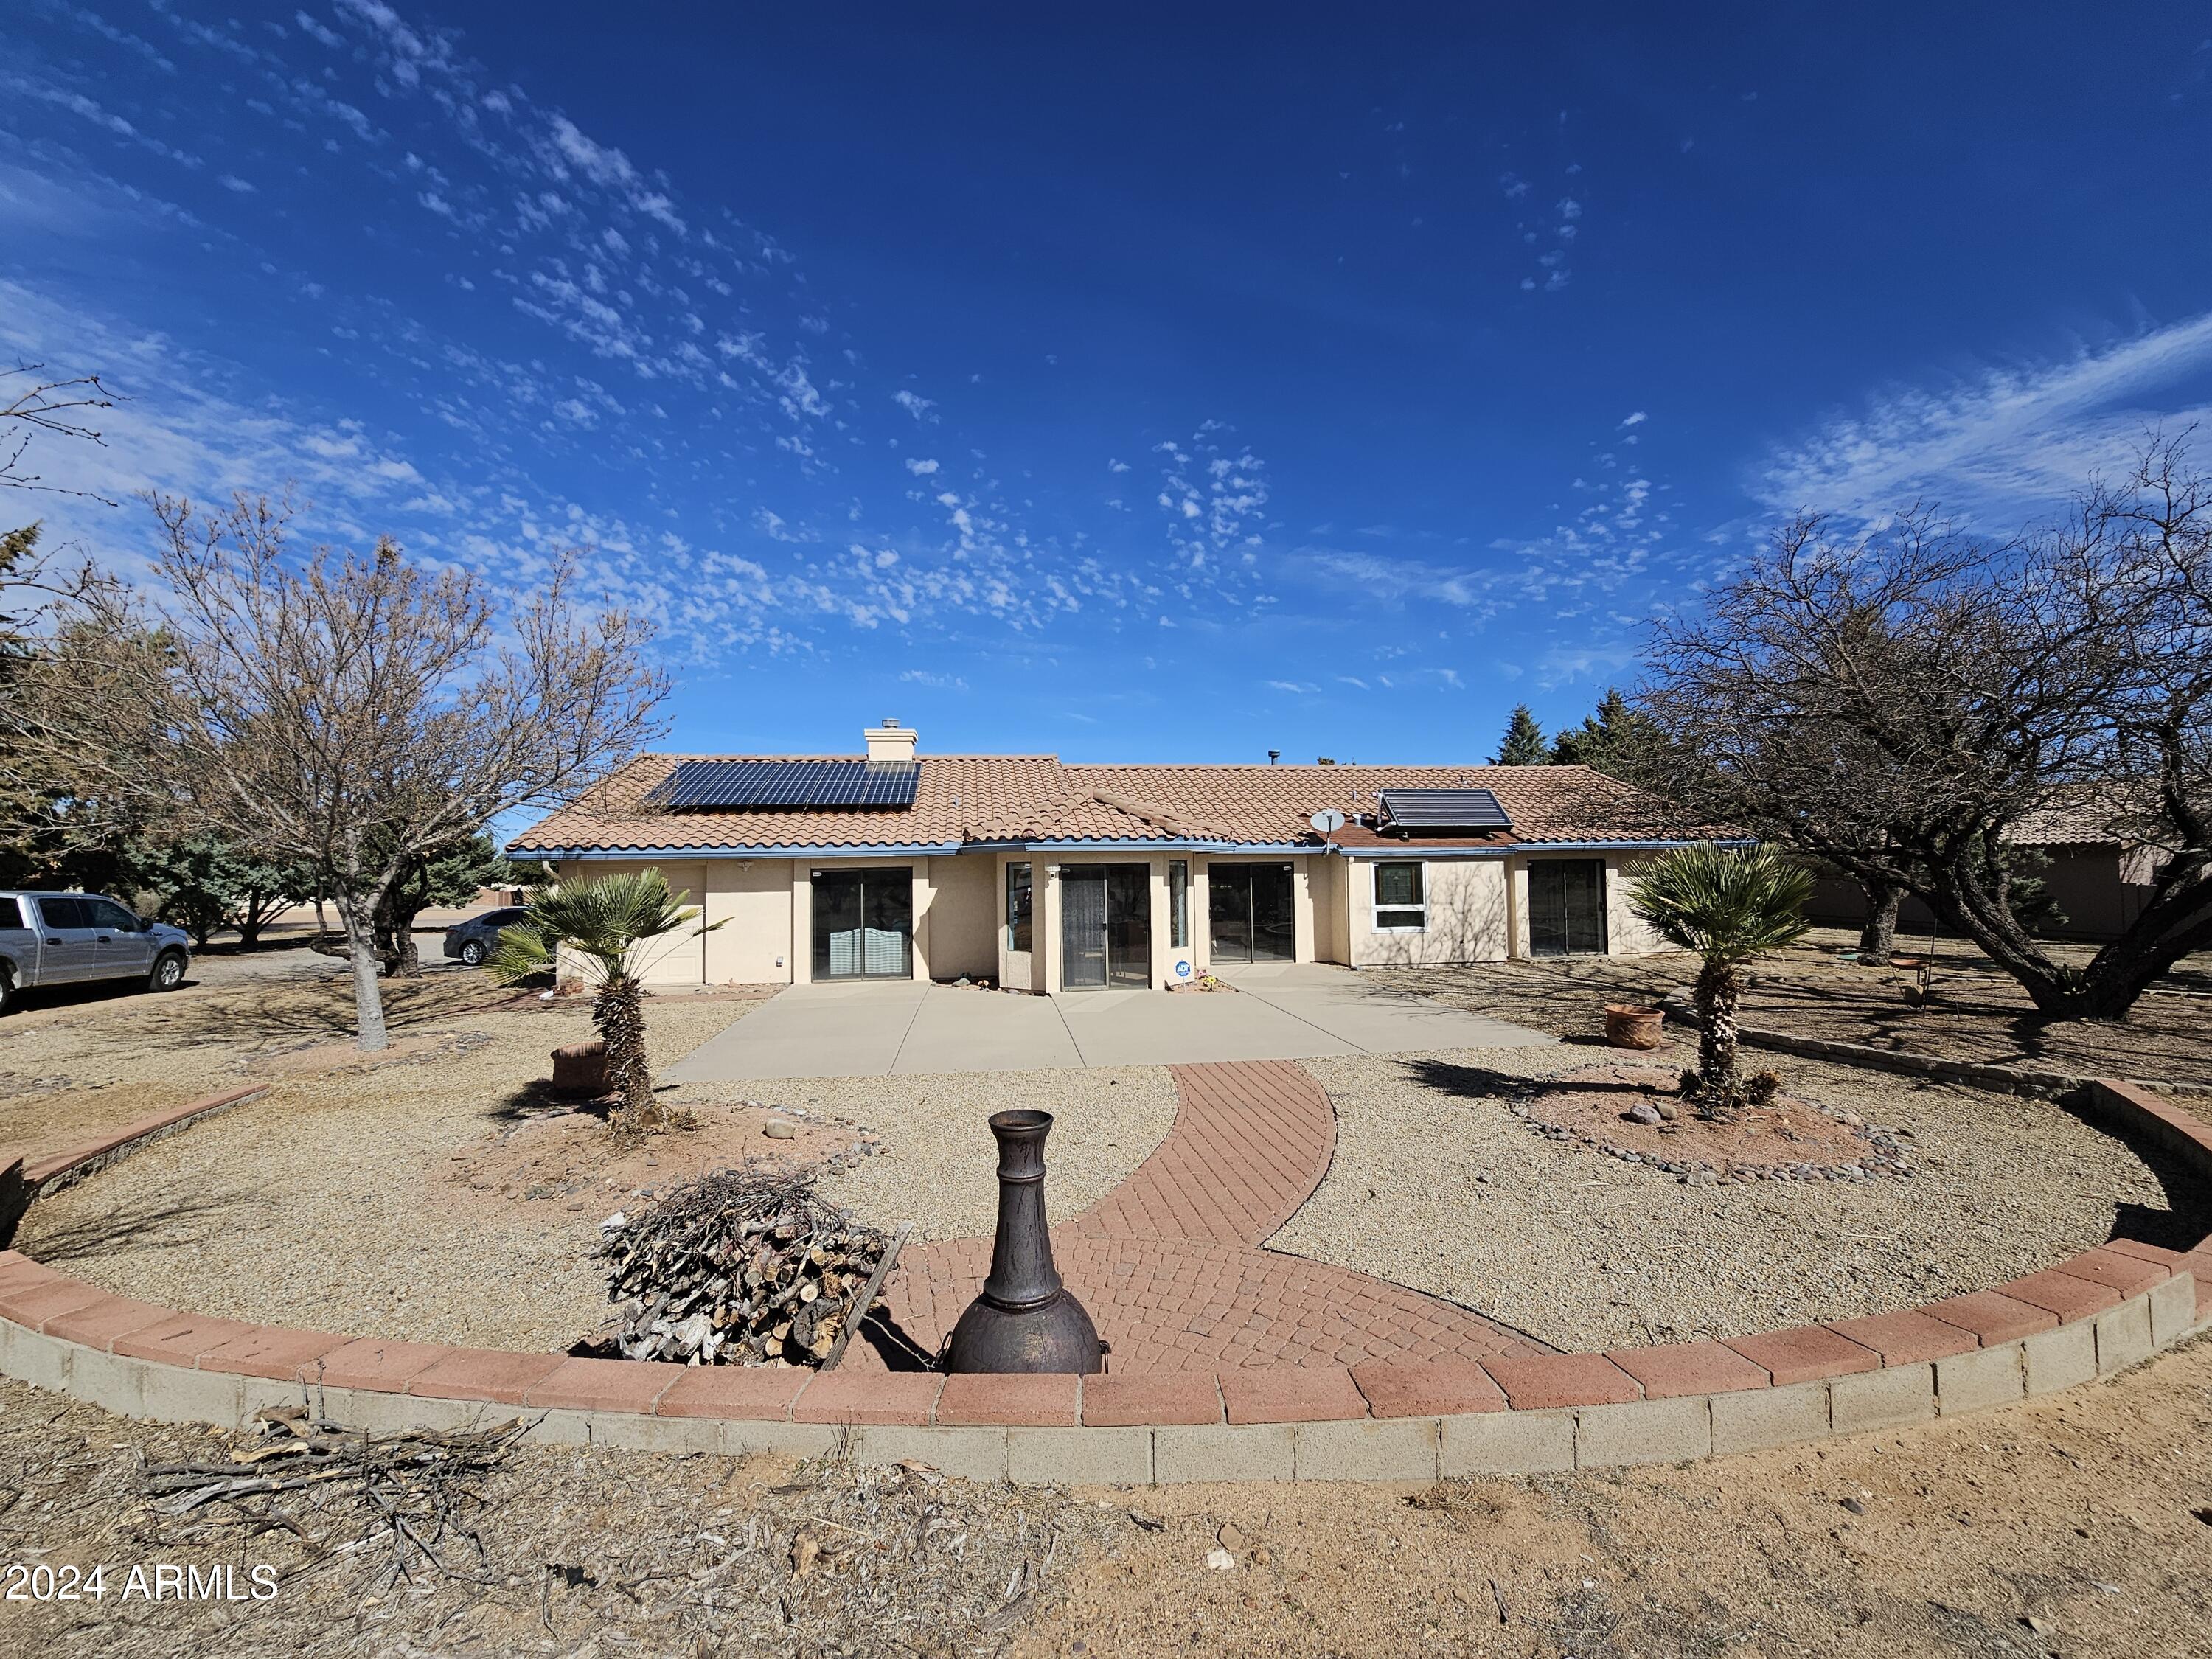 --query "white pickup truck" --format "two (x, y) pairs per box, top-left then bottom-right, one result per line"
(0, 891), (192, 1009)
